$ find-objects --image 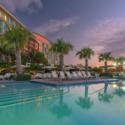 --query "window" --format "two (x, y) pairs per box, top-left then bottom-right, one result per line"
(7, 16), (9, 23)
(0, 20), (3, 27)
(3, 22), (8, 29)
(10, 18), (14, 26)
(2, 12), (4, 19)
(15, 22), (18, 27)
(0, 28), (3, 33)
(42, 43), (44, 46)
